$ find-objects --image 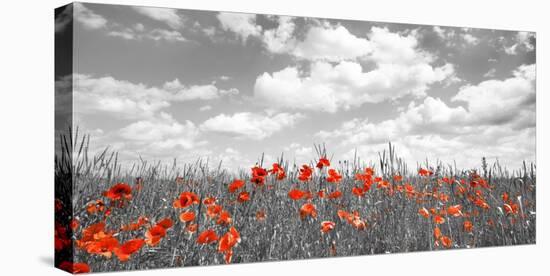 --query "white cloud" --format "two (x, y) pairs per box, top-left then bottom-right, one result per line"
(200, 112), (304, 140)
(292, 24), (371, 61)
(133, 6), (184, 29)
(74, 3), (107, 30)
(254, 60), (454, 113)
(262, 16), (296, 54)
(461, 33), (479, 45)
(72, 74), (239, 119)
(504, 43), (518, 55)
(253, 26), (455, 112)
(202, 26), (217, 37)
(107, 24), (187, 42)
(504, 31), (535, 55)
(75, 111), (206, 164)
(119, 112), (199, 149)
(146, 29), (186, 42)
(433, 26), (456, 46)
(217, 12), (262, 41)
(219, 88), (240, 96)
(433, 26), (480, 47)
(367, 26), (428, 65)
(215, 14), (372, 61)
(517, 31), (535, 51)
(283, 143), (314, 162)
(164, 79), (238, 99)
(199, 105), (212, 111)
(483, 68), (496, 78)
(433, 26), (450, 40)
(316, 96), (469, 145)
(452, 64), (535, 125)
(315, 64), (535, 168)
